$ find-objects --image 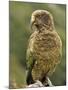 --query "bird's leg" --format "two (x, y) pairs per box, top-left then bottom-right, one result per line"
(46, 77), (53, 86)
(43, 76), (53, 86)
